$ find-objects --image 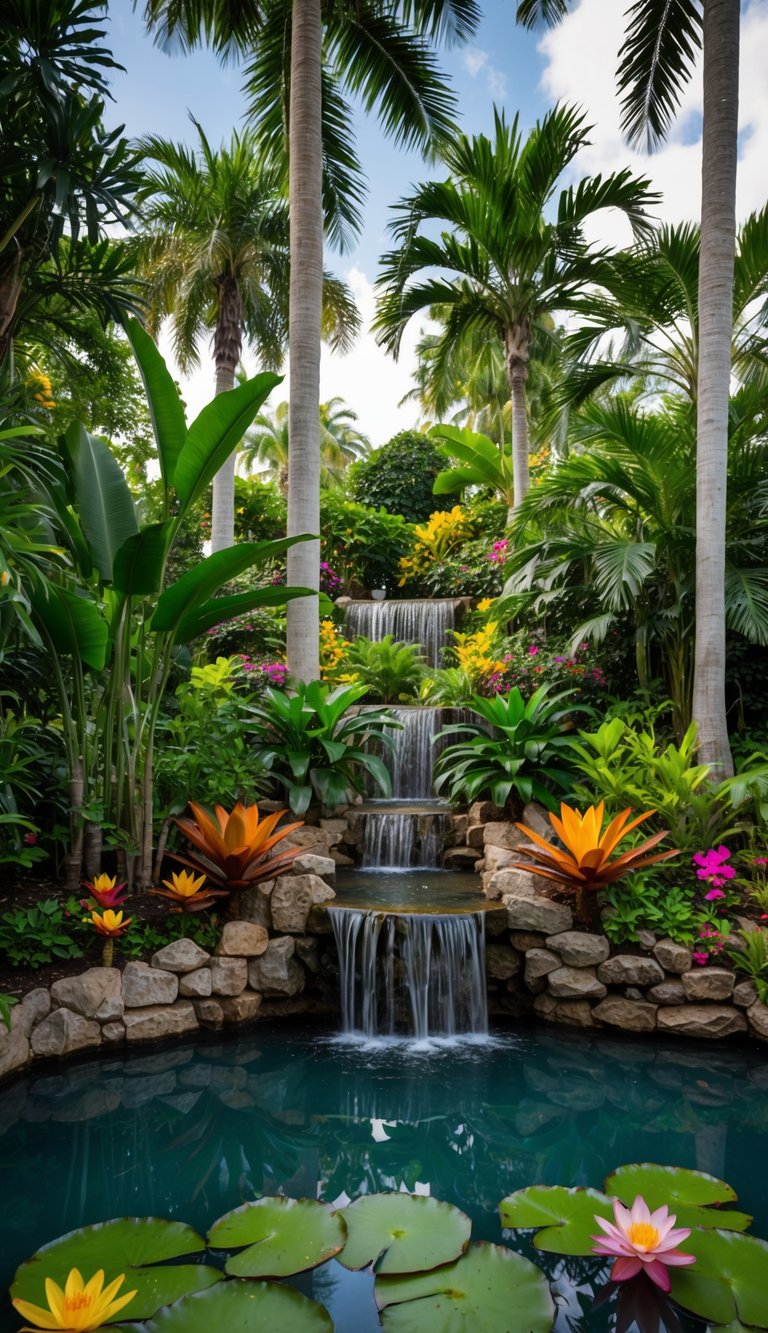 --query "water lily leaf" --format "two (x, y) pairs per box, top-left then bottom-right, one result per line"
(11, 1218), (221, 1320)
(499, 1185), (613, 1255)
(605, 1164), (751, 1232)
(143, 1280), (332, 1331)
(338, 1193), (471, 1274)
(375, 1242), (555, 1331)
(669, 1229), (768, 1328)
(207, 1197), (346, 1277)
